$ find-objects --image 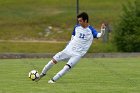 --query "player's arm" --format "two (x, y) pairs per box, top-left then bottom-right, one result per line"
(97, 23), (106, 37)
